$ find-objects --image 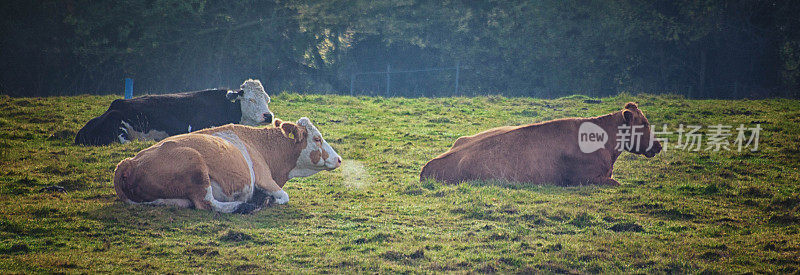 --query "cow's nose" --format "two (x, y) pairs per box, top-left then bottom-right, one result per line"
(333, 157), (342, 168)
(263, 113), (273, 123)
